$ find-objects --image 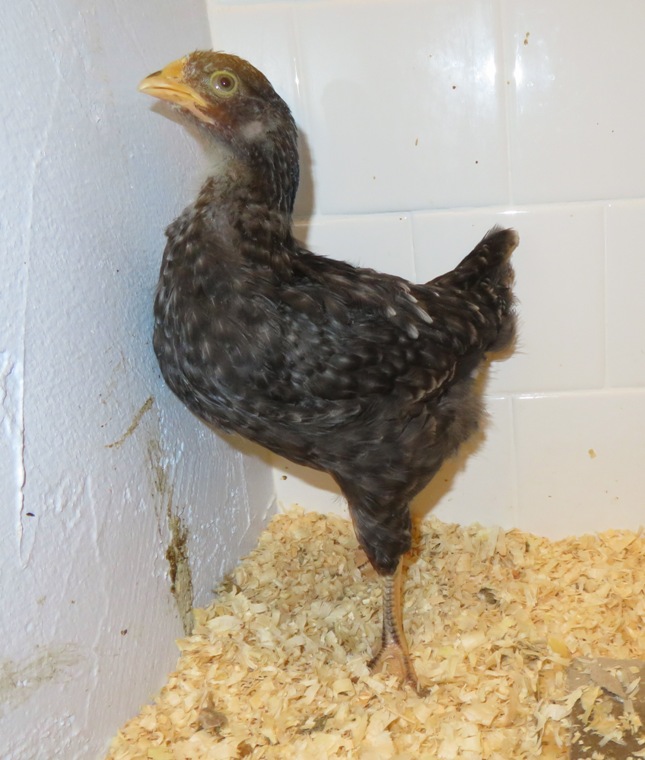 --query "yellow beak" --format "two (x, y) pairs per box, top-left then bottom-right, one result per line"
(139, 58), (214, 124)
